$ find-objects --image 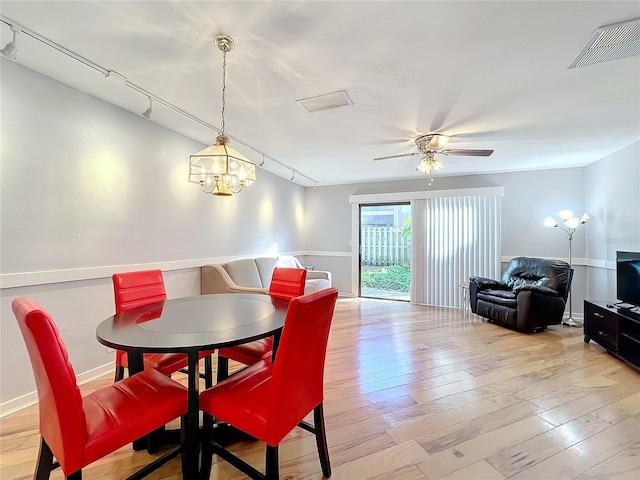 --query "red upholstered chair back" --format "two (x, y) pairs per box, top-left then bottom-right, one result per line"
(268, 267), (307, 301)
(112, 270), (168, 371)
(12, 297), (85, 473)
(113, 269), (167, 314)
(268, 287), (338, 442)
